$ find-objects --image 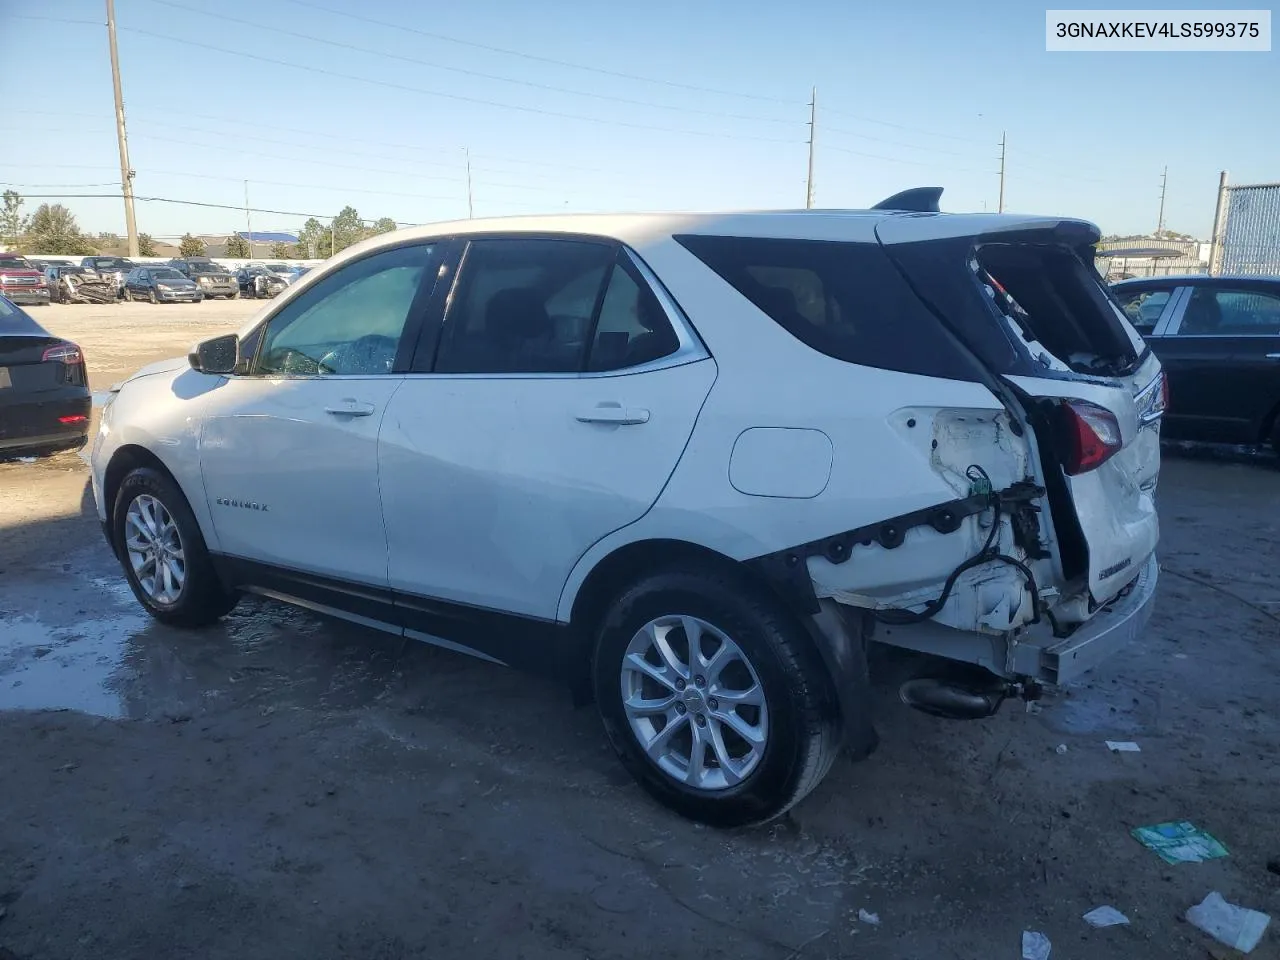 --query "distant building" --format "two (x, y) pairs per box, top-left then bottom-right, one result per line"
(1095, 236), (1207, 279)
